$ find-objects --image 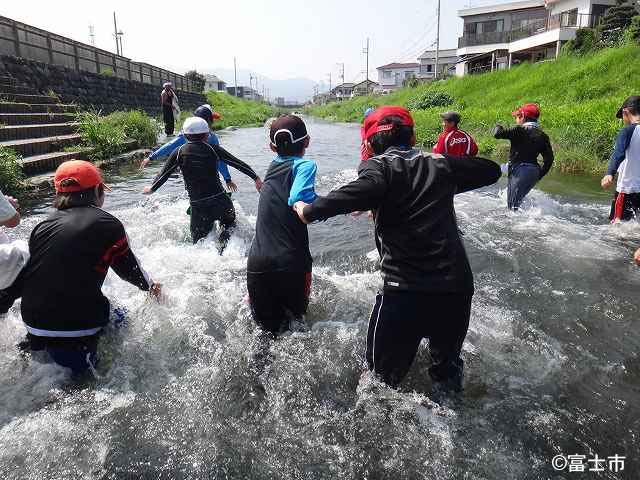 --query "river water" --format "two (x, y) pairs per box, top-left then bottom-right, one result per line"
(1, 117), (638, 479)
